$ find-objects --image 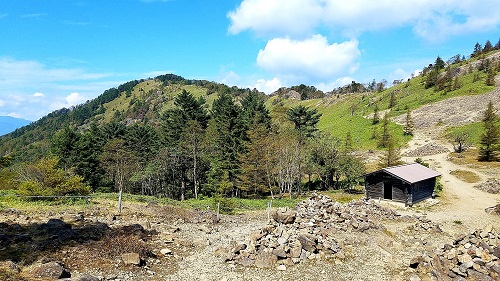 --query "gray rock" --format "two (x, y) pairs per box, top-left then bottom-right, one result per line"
(254, 252), (277, 268)
(272, 208), (296, 224)
(121, 252), (141, 265)
(297, 234), (317, 253)
(25, 261), (71, 279)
